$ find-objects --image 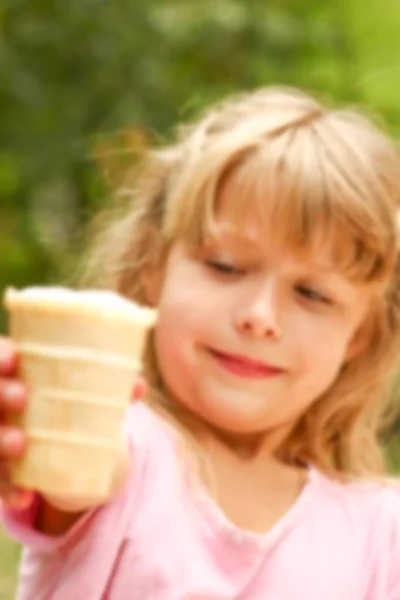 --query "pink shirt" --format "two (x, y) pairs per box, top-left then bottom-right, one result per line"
(2, 402), (400, 599)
